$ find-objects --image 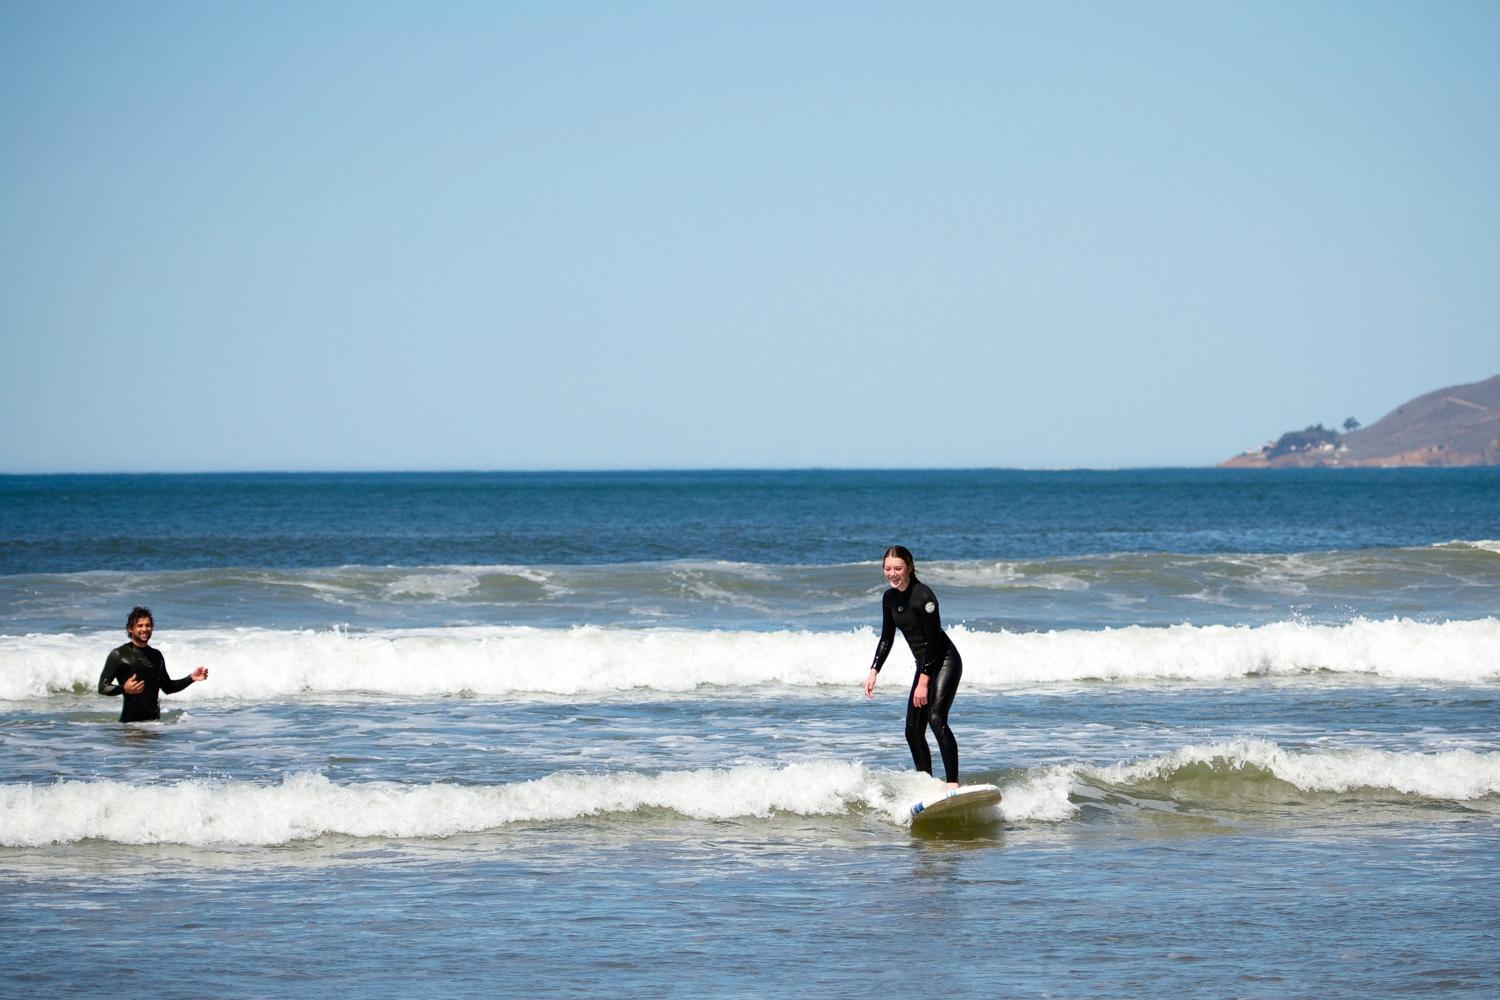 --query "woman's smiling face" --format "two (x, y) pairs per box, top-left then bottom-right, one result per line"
(883, 555), (911, 591)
